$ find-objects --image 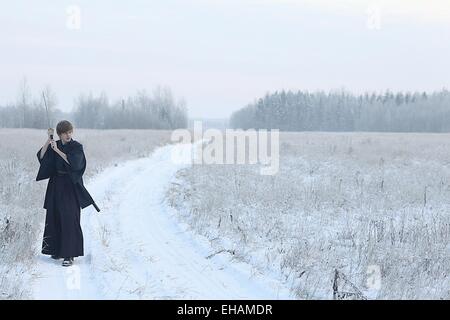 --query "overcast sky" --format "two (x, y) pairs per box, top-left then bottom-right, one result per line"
(1, 0), (449, 118)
